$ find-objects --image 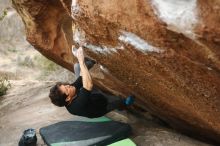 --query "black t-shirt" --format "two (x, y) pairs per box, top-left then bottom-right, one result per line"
(65, 76), (108, 118)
